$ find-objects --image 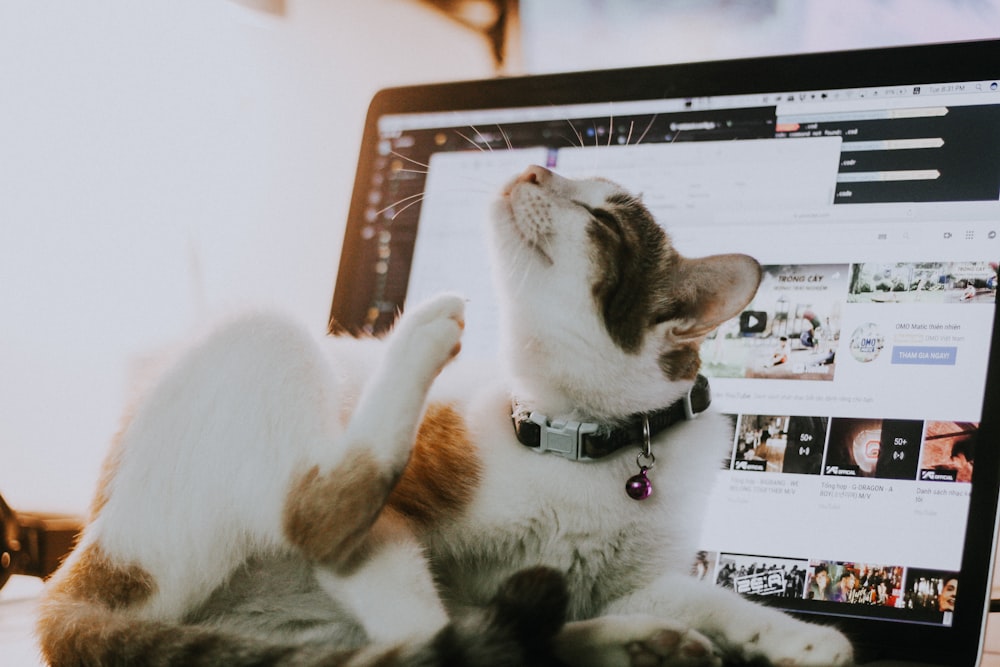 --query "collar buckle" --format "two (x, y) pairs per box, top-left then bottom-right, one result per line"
(513, 375), (711, 462)
(683, 373), (711, 420)
(527, 413), (600, 461)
